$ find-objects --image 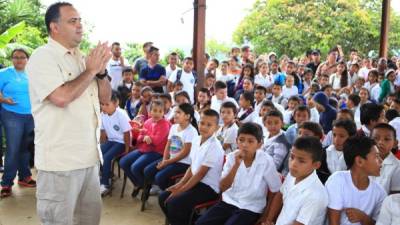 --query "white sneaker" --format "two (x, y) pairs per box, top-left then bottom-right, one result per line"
(149, 185), (161, 196)
(100, 184), (110, 196)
